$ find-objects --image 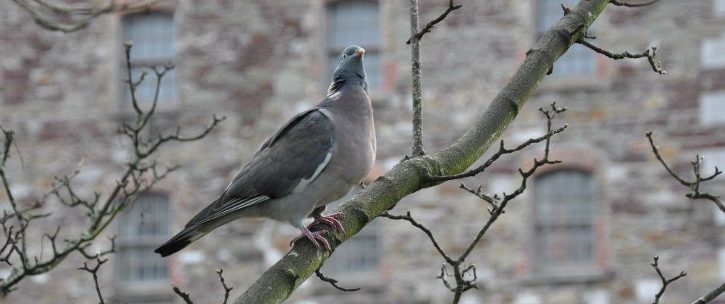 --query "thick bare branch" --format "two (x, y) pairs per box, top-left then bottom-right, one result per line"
(409, 0), (426, 157)
(691, 282), (725, 304)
